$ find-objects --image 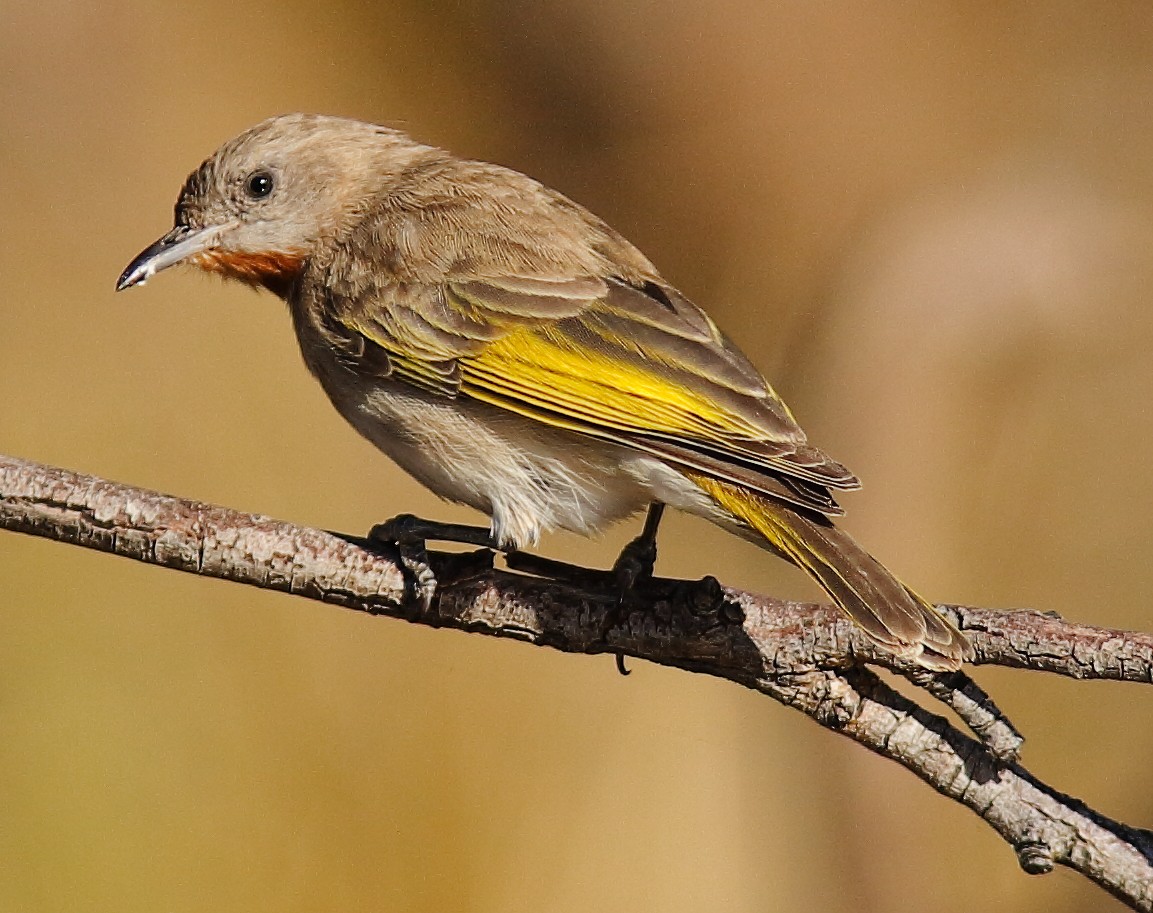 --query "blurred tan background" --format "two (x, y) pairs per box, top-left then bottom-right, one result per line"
(2, 2), (1152, 911)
